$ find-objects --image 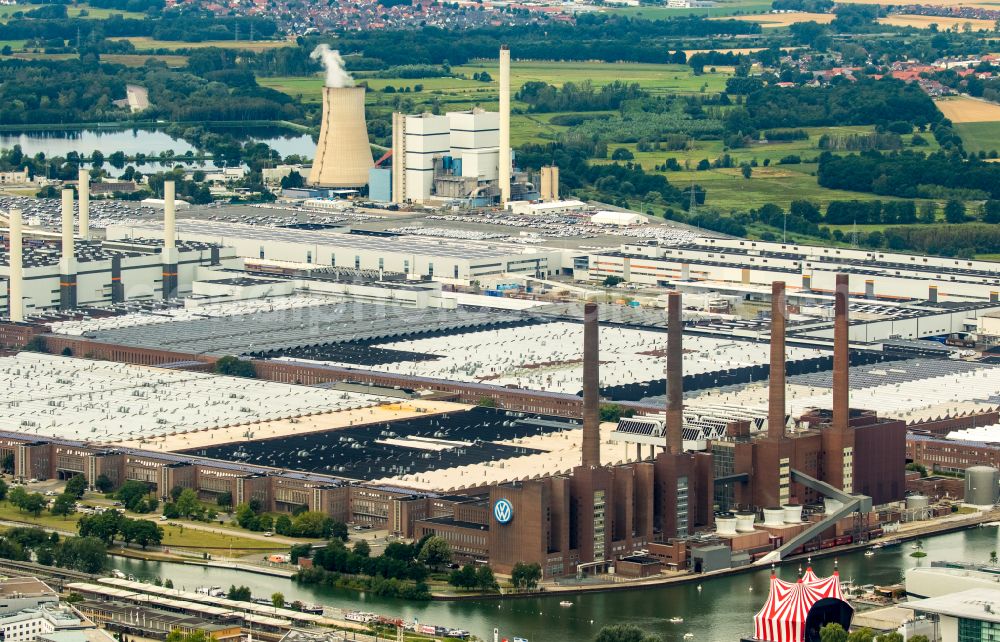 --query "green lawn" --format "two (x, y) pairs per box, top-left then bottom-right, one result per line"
(954, 122), (1000, 155)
